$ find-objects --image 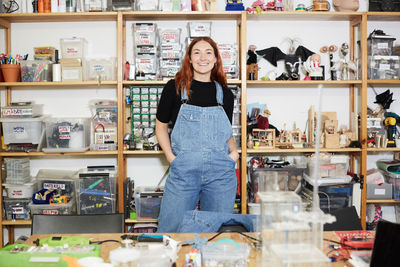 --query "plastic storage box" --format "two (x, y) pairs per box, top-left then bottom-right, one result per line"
(367, 183), (393, 200)
(36, 169), (78, 202)
(367, 33), (396, 56)
(20, 60), (52, 82)
(306, 155), (349, 178)
(60, 37), (88, 59)
(3, 198), (31, 220)
(29, 200), (75, 215)
(84, 58), (116, 81)
(1, 103), (43, 118)
(0, 117), (44, 145)
(202, 241), (250, 267)
(43, 118), (90, 153)
(134, 186), (163, 220)
(248, 167), (305, 203)
(367, 55), (400, 80)
(3, 181), (36, 199)
(4, 158), (31, 184)
(381, 171), (400, 200)
(76, 166), (117, 214)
